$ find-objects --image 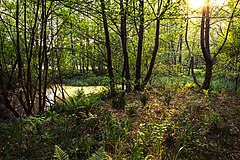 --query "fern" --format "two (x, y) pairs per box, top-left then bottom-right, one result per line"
(87, 147), (111, 160)
(53, 145), (69, 160)
(53, 145), (111, 160)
